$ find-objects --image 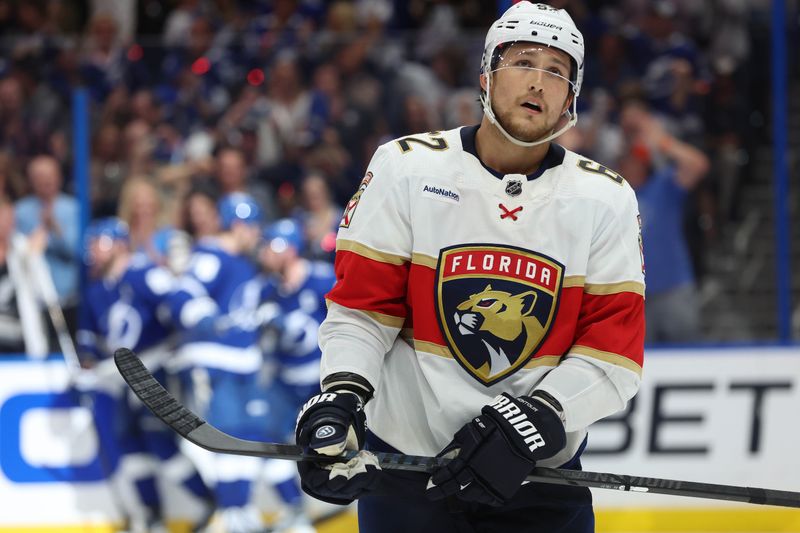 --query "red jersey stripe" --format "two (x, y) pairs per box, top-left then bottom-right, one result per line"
(327, 249), (410, 320)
